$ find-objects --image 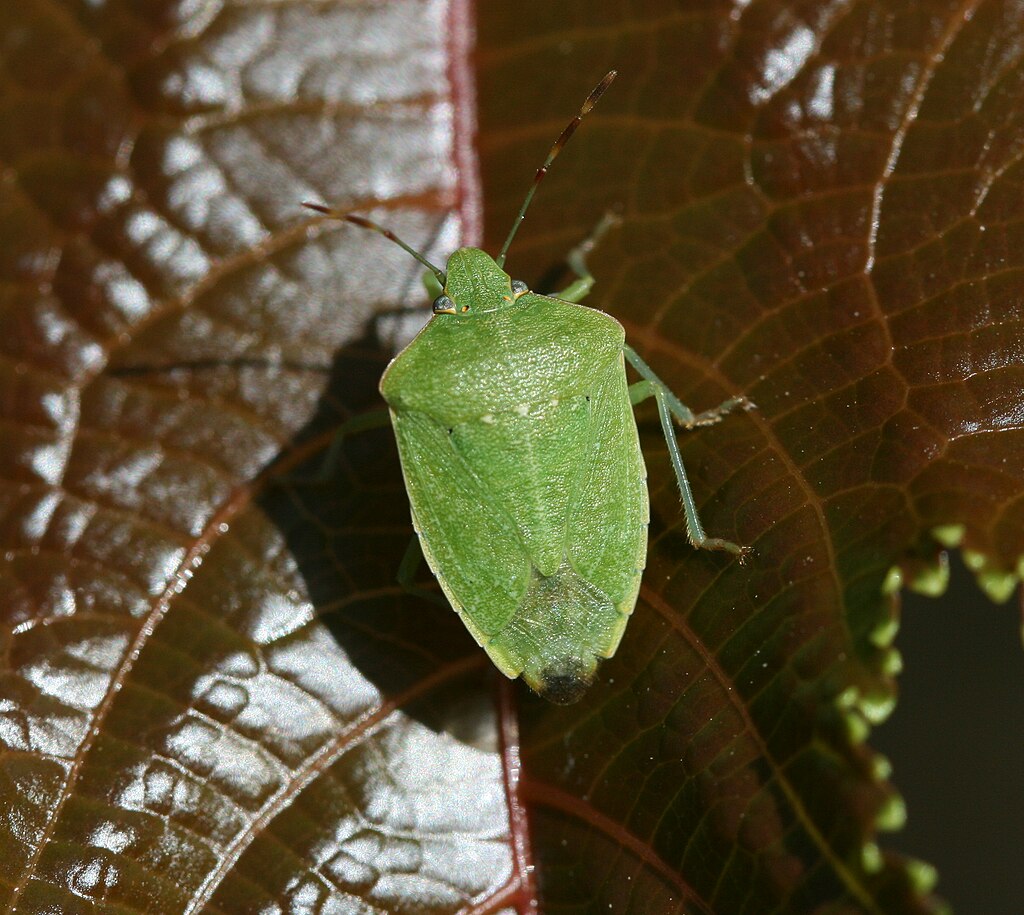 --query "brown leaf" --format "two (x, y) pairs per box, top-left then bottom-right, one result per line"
(1, 2), (512, 913)
(475, 1), (1023, 911)
(3, 1), (1023, 913)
